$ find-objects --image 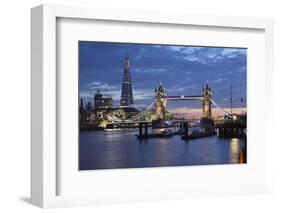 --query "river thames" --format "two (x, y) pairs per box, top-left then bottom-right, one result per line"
(79, 129), (246, 170)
